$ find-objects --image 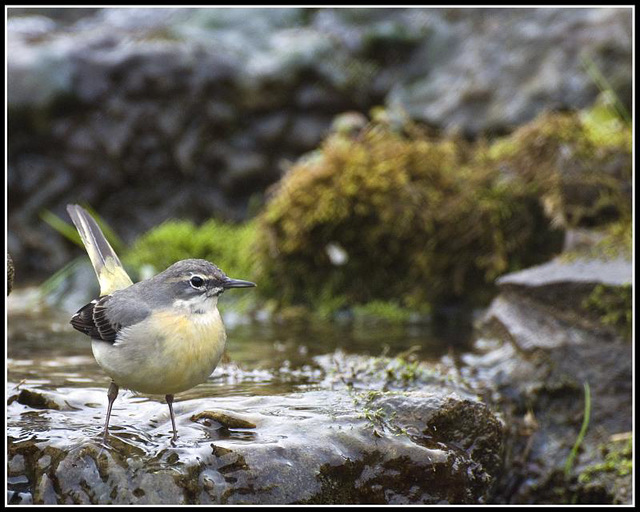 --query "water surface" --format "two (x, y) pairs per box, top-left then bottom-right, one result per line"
(8, 288), (470, 401)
